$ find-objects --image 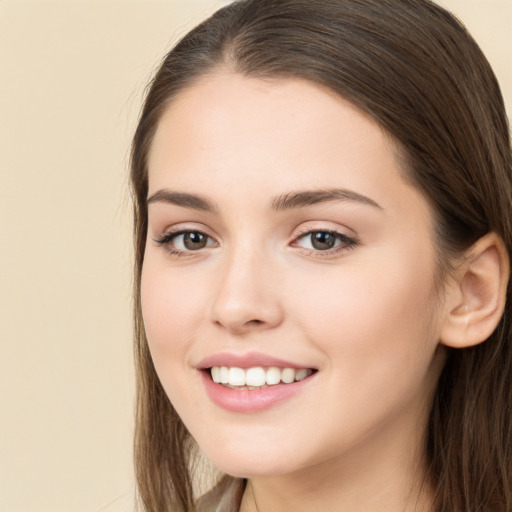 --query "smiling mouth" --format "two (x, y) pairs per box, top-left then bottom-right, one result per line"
(207, 366), (316, 390)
